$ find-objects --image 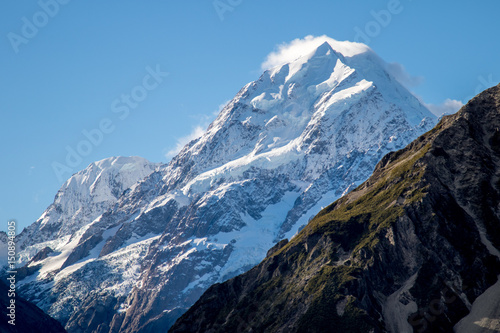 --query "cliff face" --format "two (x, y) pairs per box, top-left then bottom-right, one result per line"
(170, 84), (500, 333)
